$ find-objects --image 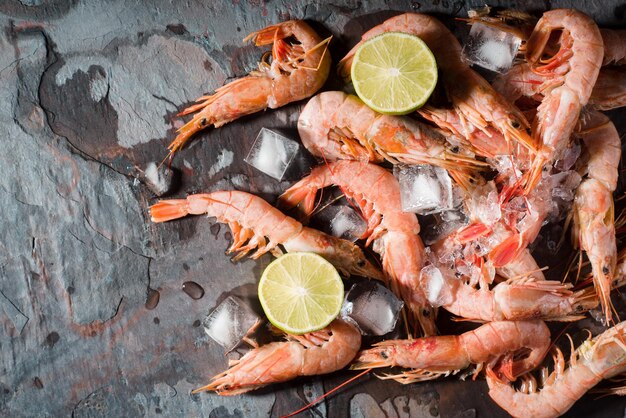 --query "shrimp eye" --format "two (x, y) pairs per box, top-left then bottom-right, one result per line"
(576, 304), (583, 312)
(511, 120), (521, 129)
(602, 266), (610, 275)
(357, 260), (366, 267)
(450, 146), (459, 153)
(422, 309), (431, 317)
(200, 117), (207, 126)
(613, 279), (619, 287)
(380, 351), (388, 359)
